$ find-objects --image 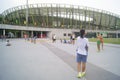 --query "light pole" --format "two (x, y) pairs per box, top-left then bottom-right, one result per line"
(116, 26), (118, 38)
(26, 0), (28, 27)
